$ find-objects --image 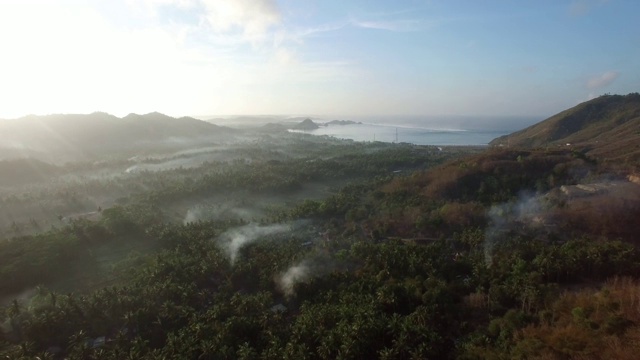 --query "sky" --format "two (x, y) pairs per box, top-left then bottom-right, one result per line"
(0, 0), (638, 120)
